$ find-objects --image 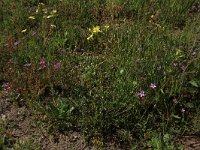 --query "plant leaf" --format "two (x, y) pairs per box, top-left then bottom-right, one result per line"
(189, 80), (198, 87)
